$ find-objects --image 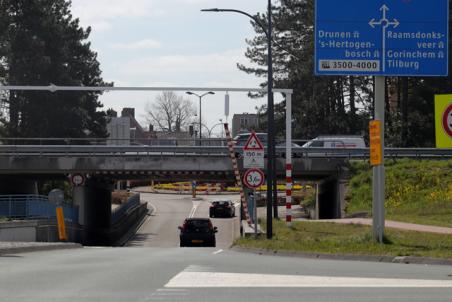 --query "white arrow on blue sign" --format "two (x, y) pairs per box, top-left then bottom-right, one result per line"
(315, 0), (449, 76)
